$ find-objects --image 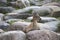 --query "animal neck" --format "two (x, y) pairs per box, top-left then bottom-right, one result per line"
(32, 17), (38, 28)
